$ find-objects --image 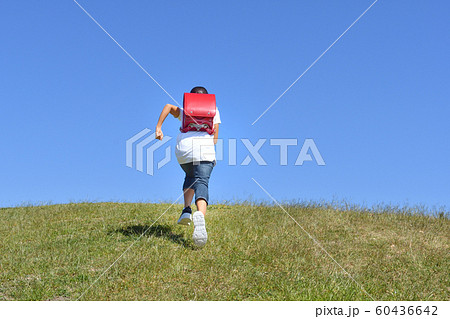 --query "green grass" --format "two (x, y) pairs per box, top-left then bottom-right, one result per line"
(0, 202), (448, 300)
